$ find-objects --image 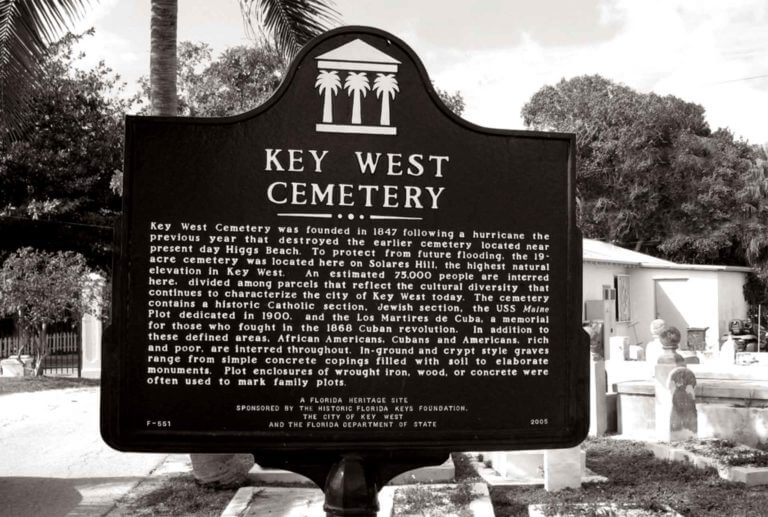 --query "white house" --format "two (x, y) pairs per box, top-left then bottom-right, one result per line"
(582, 239), (751, 354)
